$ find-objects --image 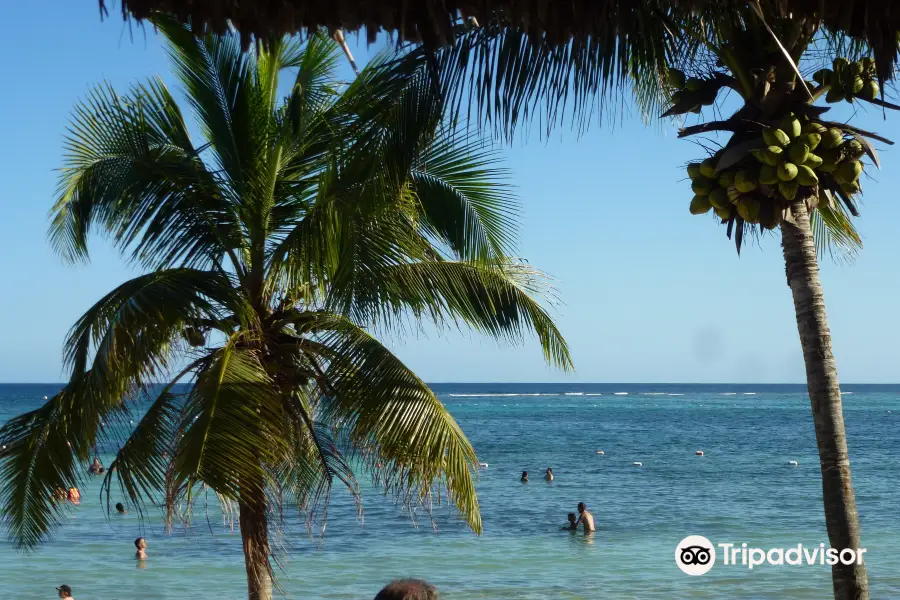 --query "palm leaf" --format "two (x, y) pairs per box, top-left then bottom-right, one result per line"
(304, 314), (482, 533)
